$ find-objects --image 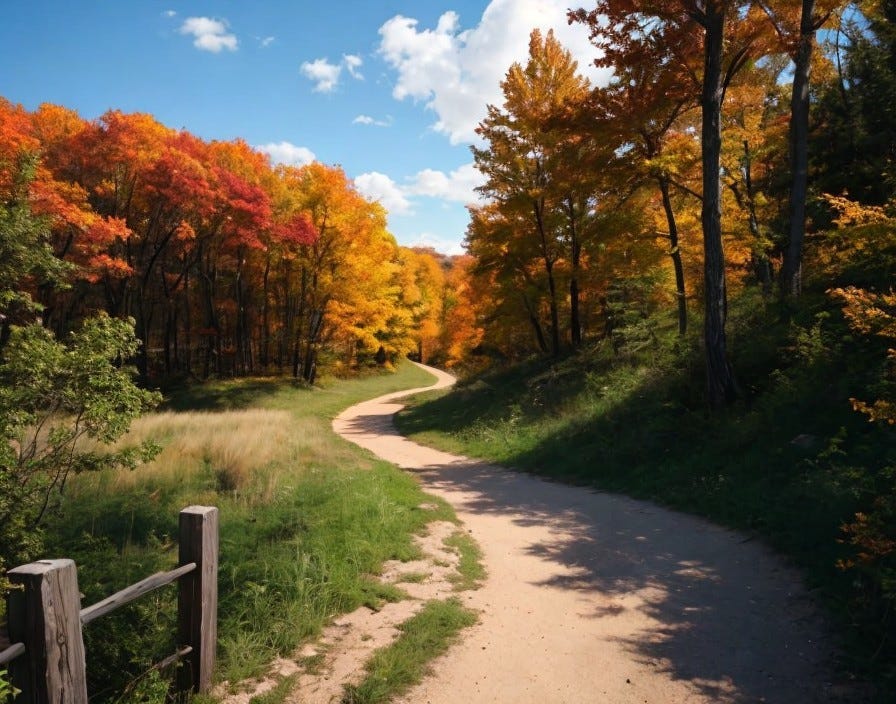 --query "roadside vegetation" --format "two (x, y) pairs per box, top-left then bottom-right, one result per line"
(38, 362), (466, 702)
(397, 282), (896, 696)
(341, 599), (477, 704)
